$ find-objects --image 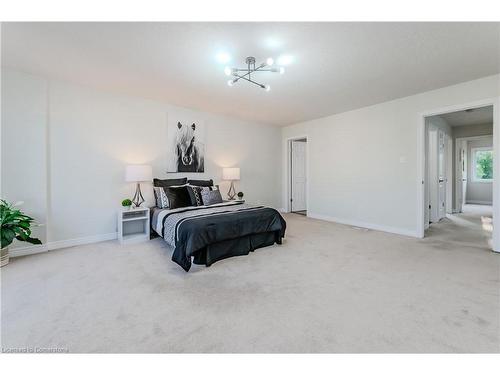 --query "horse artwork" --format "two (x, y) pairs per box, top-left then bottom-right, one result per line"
(167, 119), (205, 173)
